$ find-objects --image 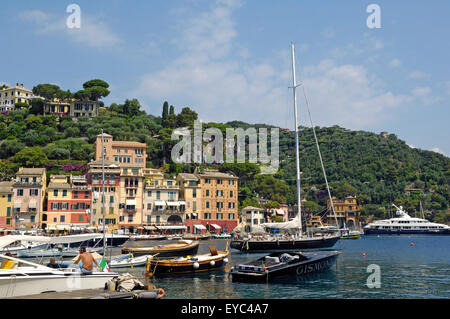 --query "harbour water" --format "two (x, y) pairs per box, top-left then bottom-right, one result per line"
(40, 235), (450, 299)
